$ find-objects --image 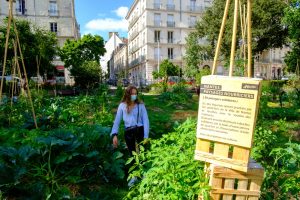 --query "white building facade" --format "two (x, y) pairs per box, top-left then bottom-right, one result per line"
(100, 32), (125, 79)
(126, 0), (212, 85)
(0, 0), (80, 85)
